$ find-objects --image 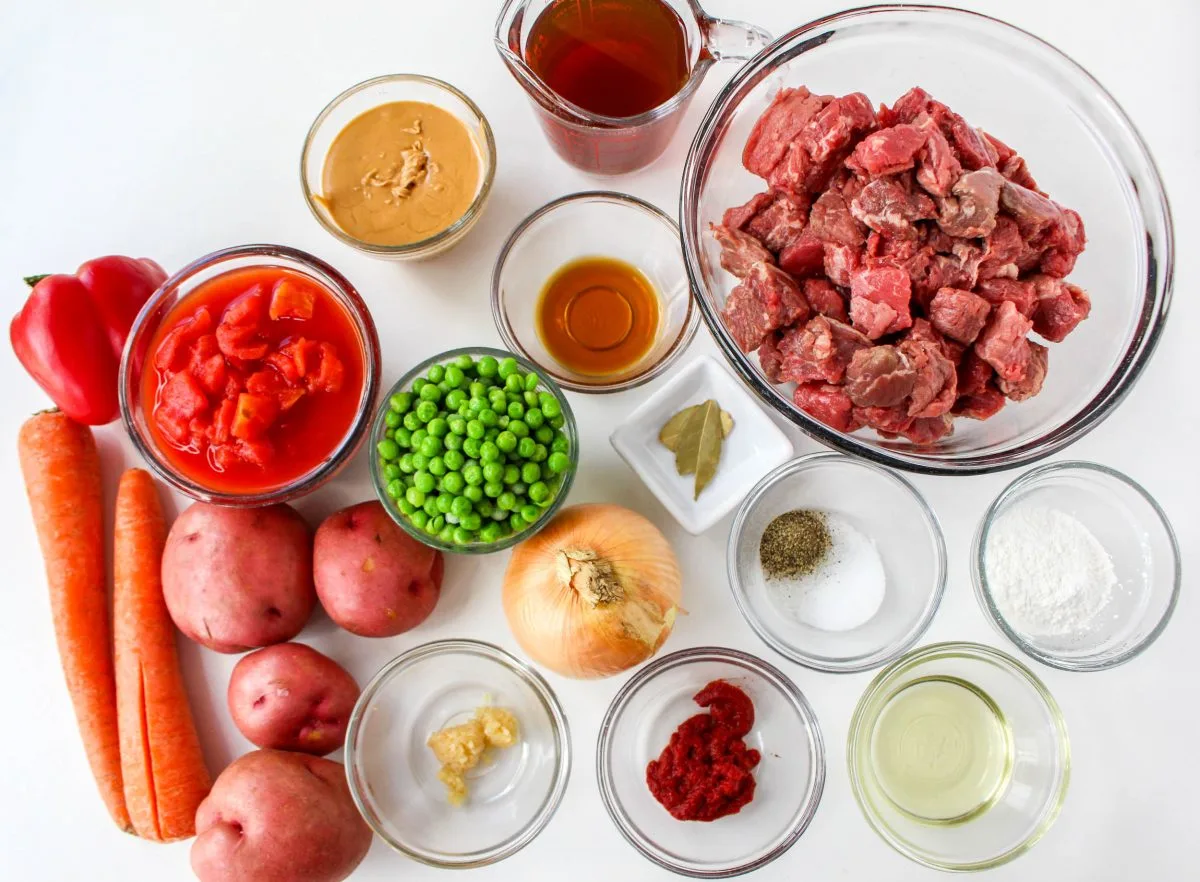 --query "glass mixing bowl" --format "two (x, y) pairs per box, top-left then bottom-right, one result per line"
(345, 640), (571, 868)
(847, 642), (1070, 871)
(680, 5), (1173, 475)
